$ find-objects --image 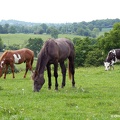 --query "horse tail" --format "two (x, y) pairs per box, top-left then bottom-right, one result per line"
(68, 59), (72, 80)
